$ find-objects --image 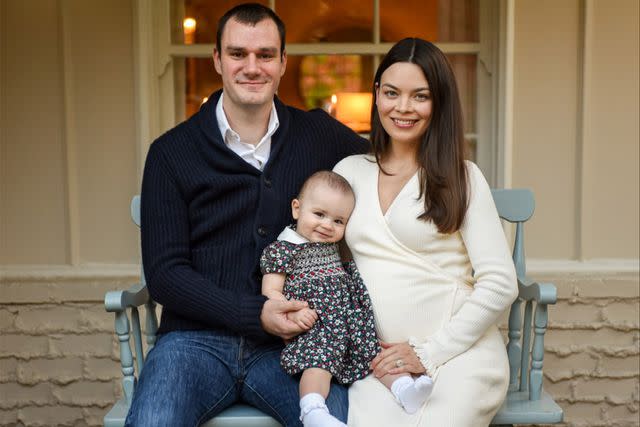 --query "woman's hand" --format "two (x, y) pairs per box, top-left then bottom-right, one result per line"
(370, 341), (426, 377)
